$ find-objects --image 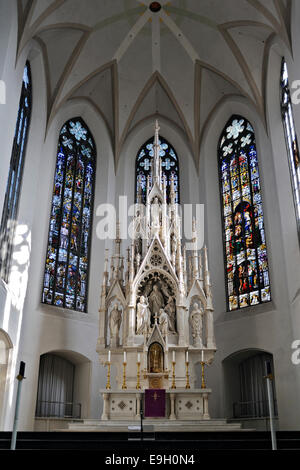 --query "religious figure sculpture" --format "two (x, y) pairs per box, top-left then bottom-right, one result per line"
(190, 302), (205, 347)
(158, 308), (168, 336)
(136, 296), (151, 335)
(149, 283), (165, 320)
(151, 196), (161, 232)
(165, 295), (176, 332)
(109, 304), (122, 346)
